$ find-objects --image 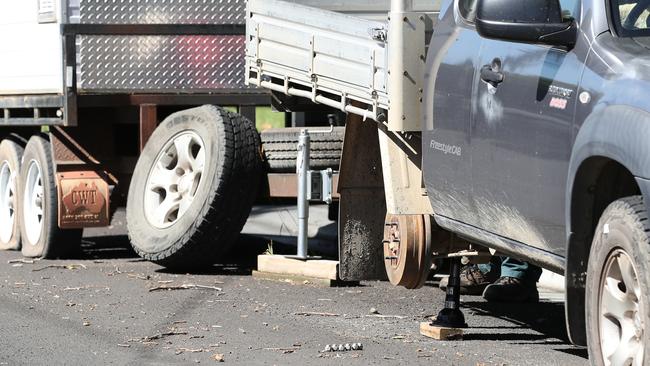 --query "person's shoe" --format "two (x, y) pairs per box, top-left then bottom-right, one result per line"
(439, 264), (499, 295)
(482, 276), (540, 303)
